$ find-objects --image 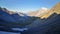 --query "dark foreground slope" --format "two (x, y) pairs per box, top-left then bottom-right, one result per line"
(23, 13), (60, 34)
